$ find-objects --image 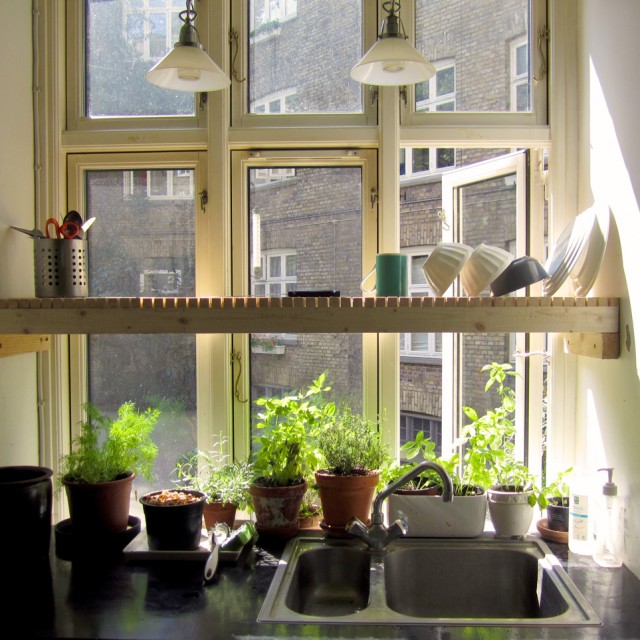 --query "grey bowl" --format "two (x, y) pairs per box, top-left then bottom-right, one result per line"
(490, 256), (549, 296)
